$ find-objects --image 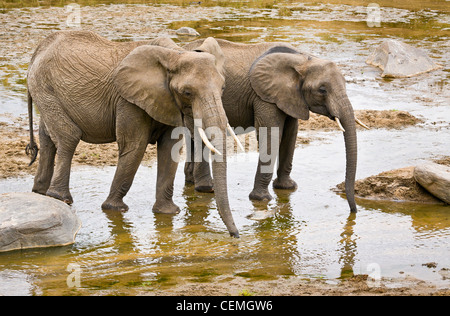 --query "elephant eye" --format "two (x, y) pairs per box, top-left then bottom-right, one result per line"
(182, 89), (192, 98)
(318, 86), (327, 95)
